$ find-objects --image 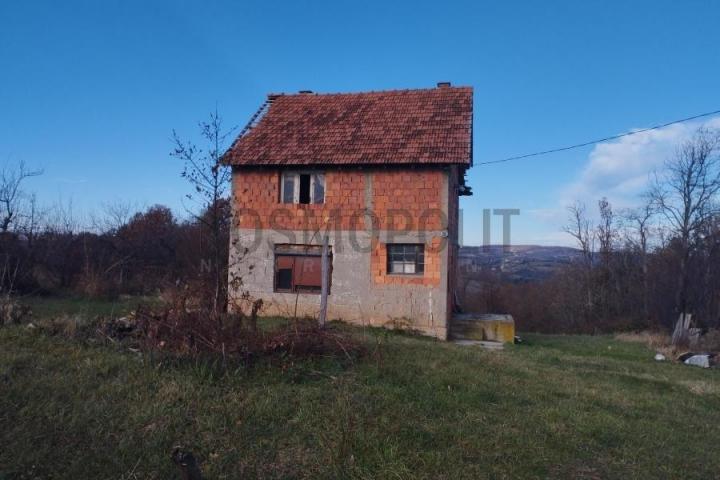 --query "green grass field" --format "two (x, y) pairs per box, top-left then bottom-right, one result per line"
(2, 297), (719, 479)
